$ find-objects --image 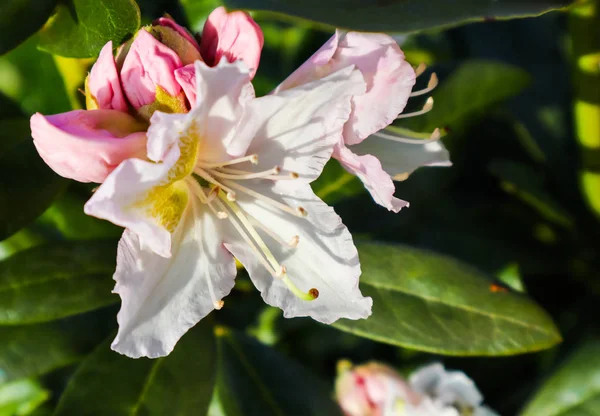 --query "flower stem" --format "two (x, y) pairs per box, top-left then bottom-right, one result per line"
(570, 0), (600, 218)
